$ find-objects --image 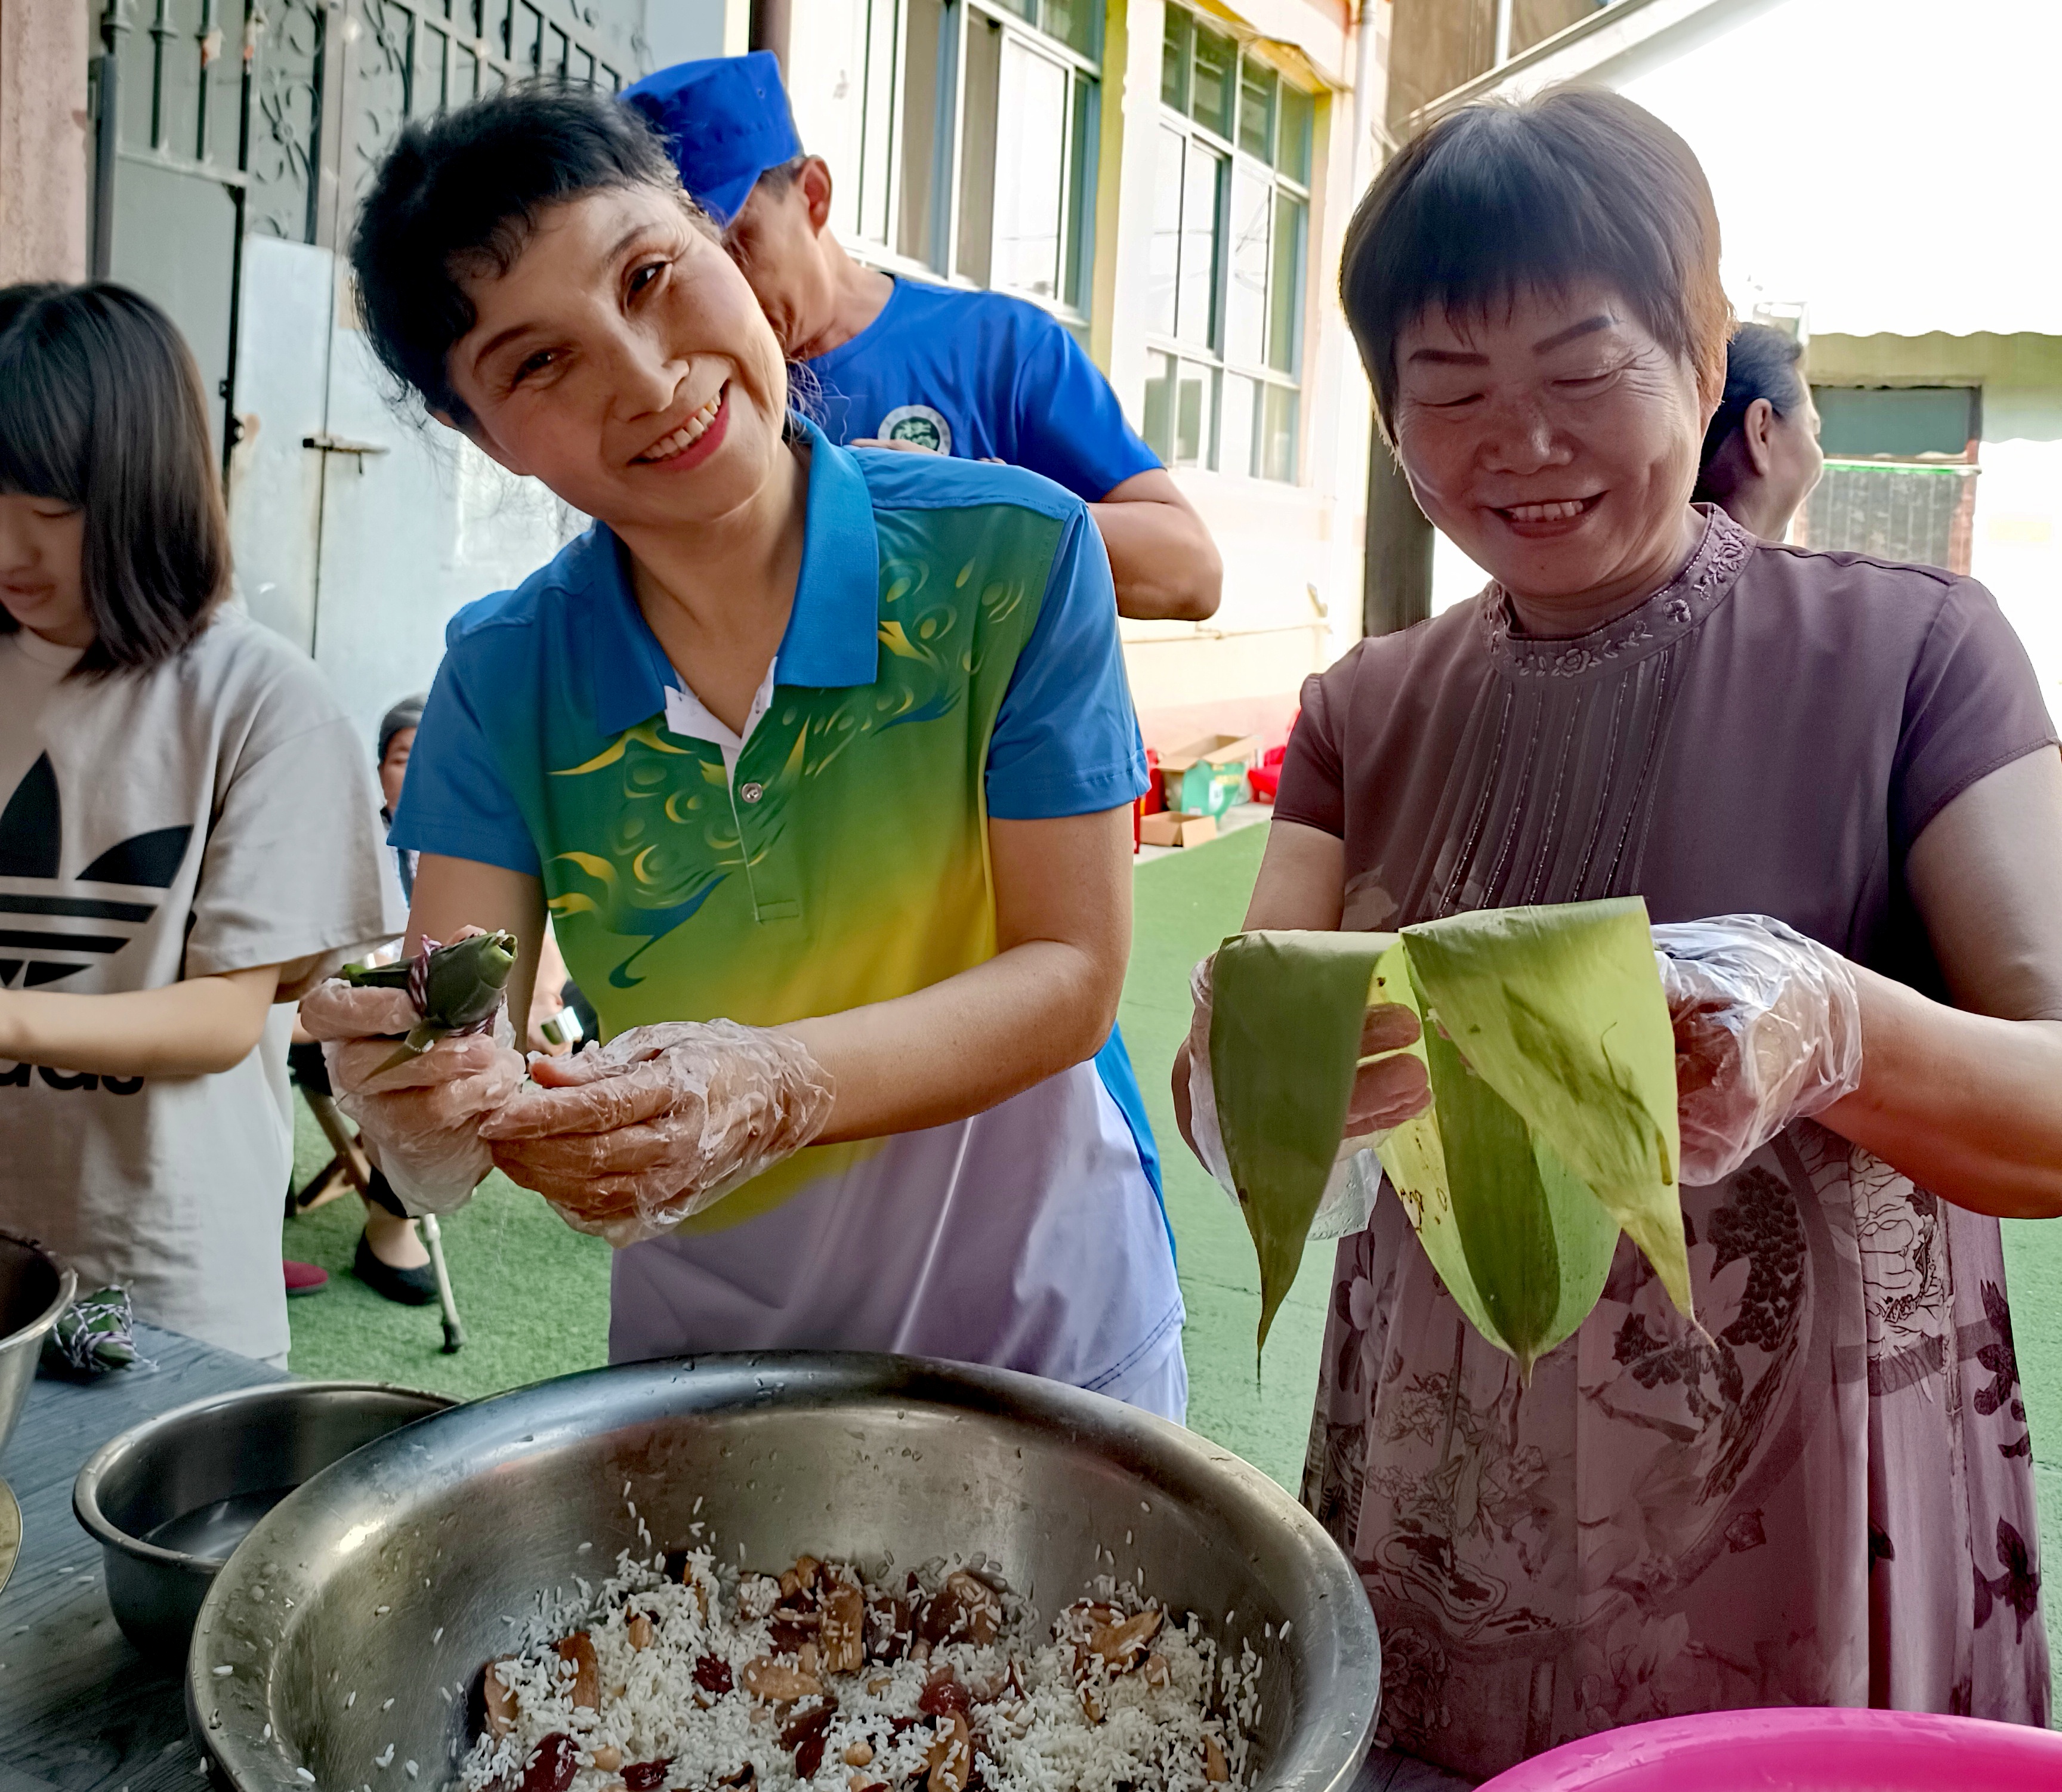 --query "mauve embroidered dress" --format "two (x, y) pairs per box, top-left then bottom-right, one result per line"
(1273, 507), (2057, 1781)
